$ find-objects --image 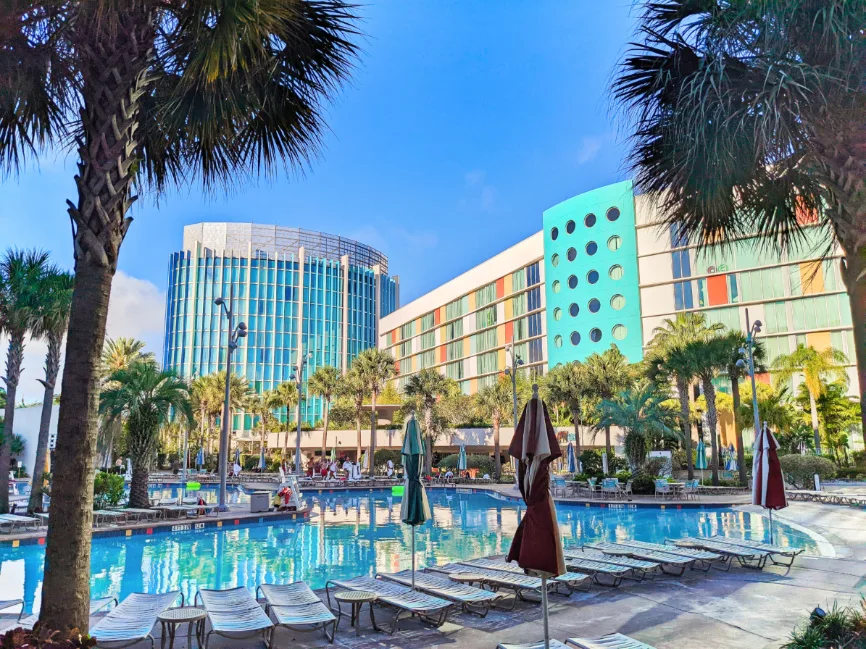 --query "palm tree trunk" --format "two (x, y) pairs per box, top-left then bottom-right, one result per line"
(604, 425), (612, 467)
(29, 333), (62, 512)
(1, 332), (25, 513)
(703, 377), (720, 486)
(677, 376), (694, 479)
(570, 407), (582, 460)
(369, 392), (377, 477)
(128, 461), (150, 509)
(321, 401), (330, 460)
(282, 403), (290, 461)
(730, 374), (747, 487)
(809, 392), (821, 453)
(493, 414), (501, 480)
(356, 414), (362, 461)
(838, 231), (866, 449)
(424, 407), (433, 475)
